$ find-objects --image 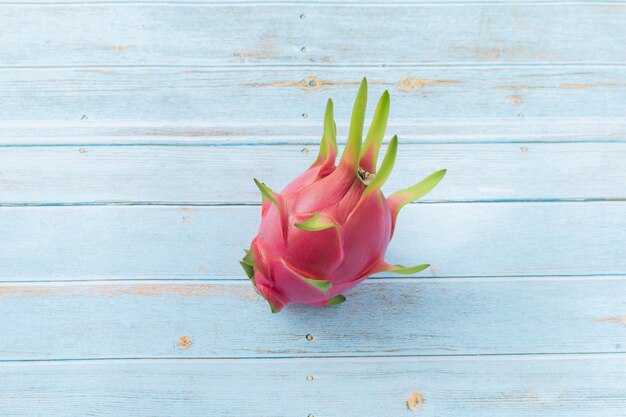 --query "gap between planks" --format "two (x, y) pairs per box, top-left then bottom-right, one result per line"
(0, 198), (625, 207)
(0, 274), (625, 285)
(1, 63), (626, 69)
(0, 1), (625, 6)
(1, 351), (626, 366)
